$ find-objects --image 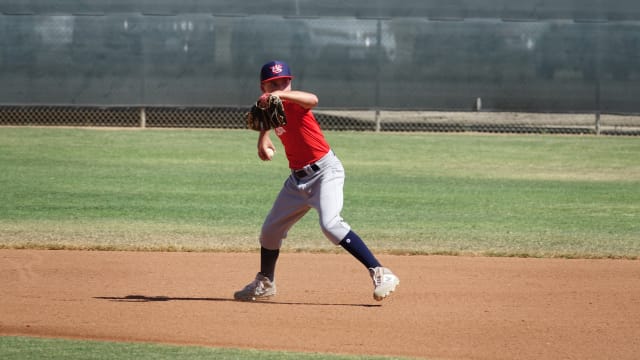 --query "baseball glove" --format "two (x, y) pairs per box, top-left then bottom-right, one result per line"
(246, 93), (287, 131)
